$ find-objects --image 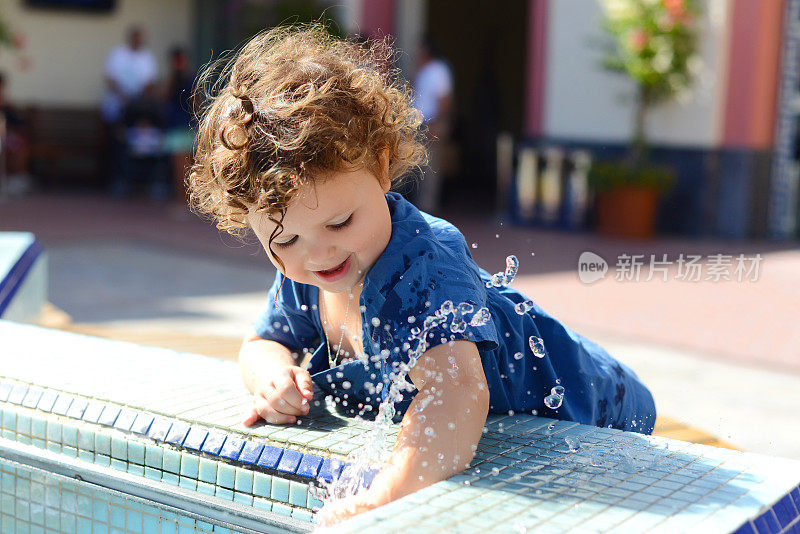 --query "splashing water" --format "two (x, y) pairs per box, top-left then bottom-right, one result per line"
(528, 336), (546, 358)
(514, 300), (534, 315)
(319, 298), (492, 508)
(485, 255), (519, 288)
(544, 385), (564, 409)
